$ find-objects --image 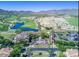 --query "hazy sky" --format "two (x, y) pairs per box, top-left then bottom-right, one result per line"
(0, 1), (78, 11)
